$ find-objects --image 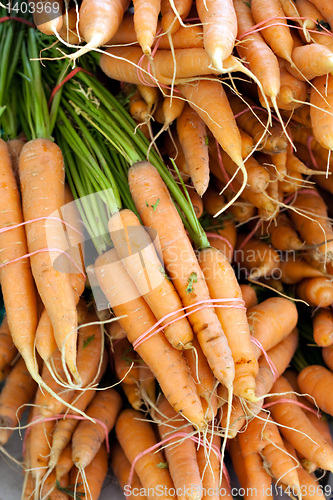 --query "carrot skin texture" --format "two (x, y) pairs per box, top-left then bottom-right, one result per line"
(70, 443), (108, 500)
(94, 248), (205, 428)
(110, 441), (147, 499)
(19, 139), (79, 382)
(298, 365), (333, 418)
(129, 161), (235, 390)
